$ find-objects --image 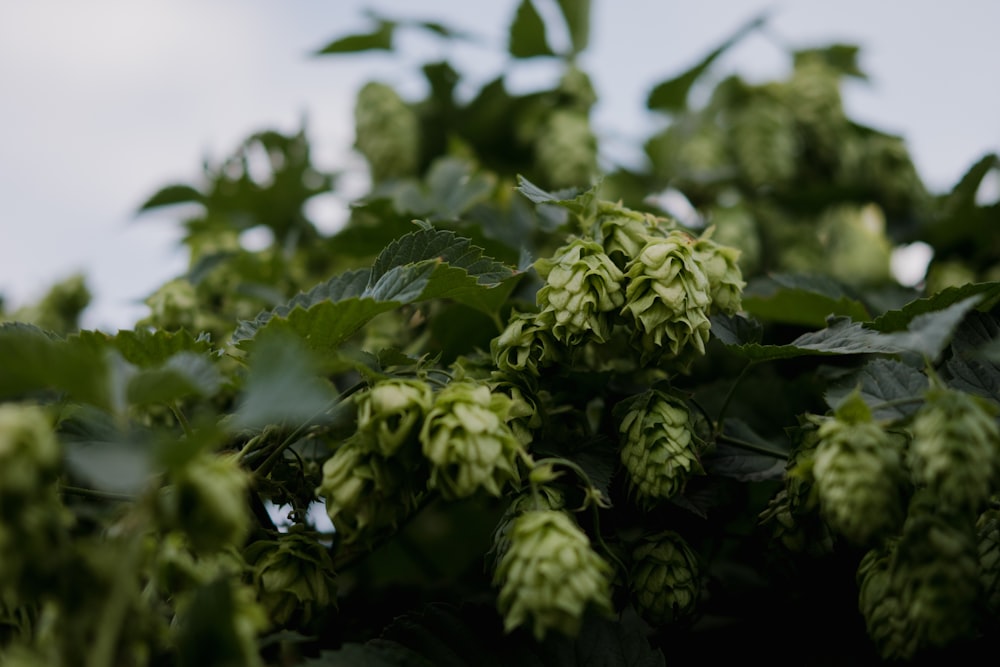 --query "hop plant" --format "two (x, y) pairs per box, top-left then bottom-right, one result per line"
(817, 203), (893, 287)
(419, 380), (525, 500)
(730, 99), (799, 189)
(355, 378), (433, 457)
(629, 530), (701, 626)
(493, 509), (613, 640)
(354, 81), (420, 182)
(159, 453), (252, 555)
(316, 437), (421, 544)
(243, 528), (338, 628)
(908, 381), (1000, 514)
(488, 486), (565, 572)
(810, 401), (906, 547)
(621, 231), (713, 364)
(535, 237), (625, 346)
(618, 390), (702, 508)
